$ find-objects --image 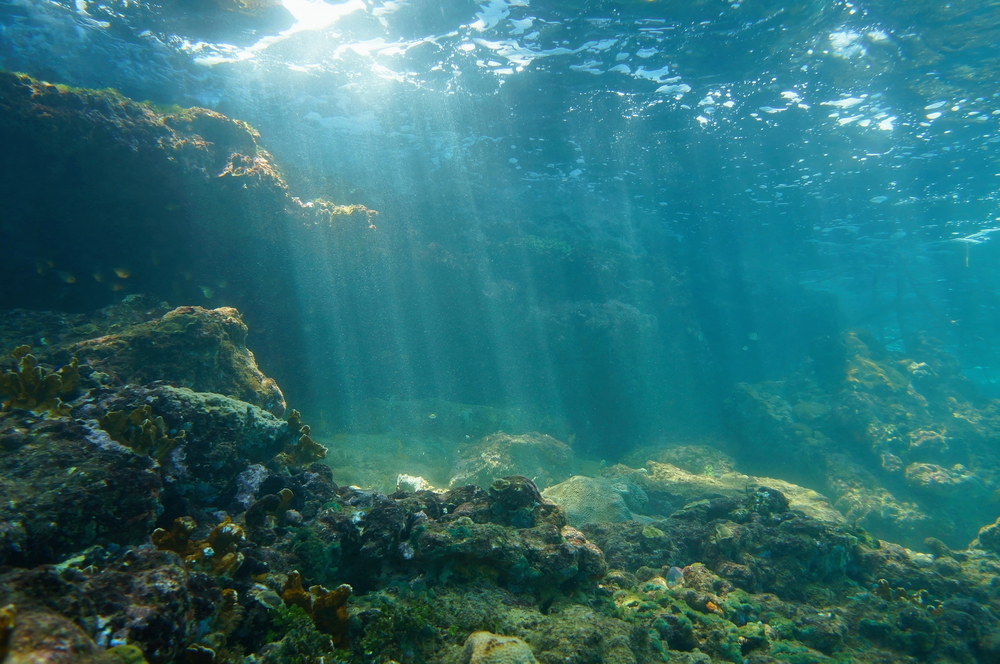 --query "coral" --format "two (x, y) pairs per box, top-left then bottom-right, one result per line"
(279, 571), (352, 645)
(276, 410), (328, 467)
(0, 346), (78, 416)
(280, 571), (315, 615)
(151, 516), (246, 577)
(151, 516), (199, 554)
(461, 631), (538, 664)
(311, 584), (352, 645)
(99, 404), (185, 460)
